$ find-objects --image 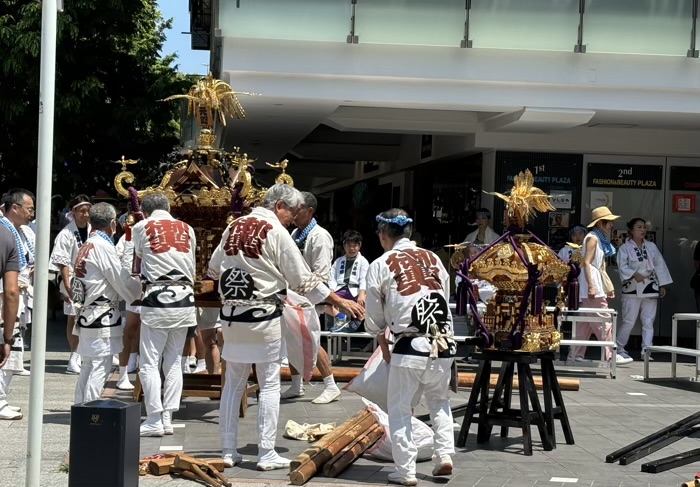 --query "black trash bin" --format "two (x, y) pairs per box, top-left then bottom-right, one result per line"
(69, 399), (140, 487)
